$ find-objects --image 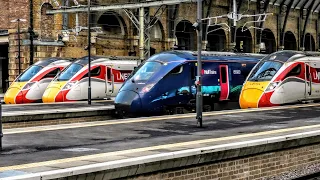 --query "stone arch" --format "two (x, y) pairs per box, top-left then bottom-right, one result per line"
(40, 3), (54, 40)
(284, 31), (297, 50)
(205, 25), (227, 51)
(175, 20), (196, 50)
(304, 33), (315, 51)
(149, 18), (165, 41)
(149, 18), (165, 56)
(261, 28), (276, 54)
(97, 11), (127, 36)
(235, 27), (252, 53)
